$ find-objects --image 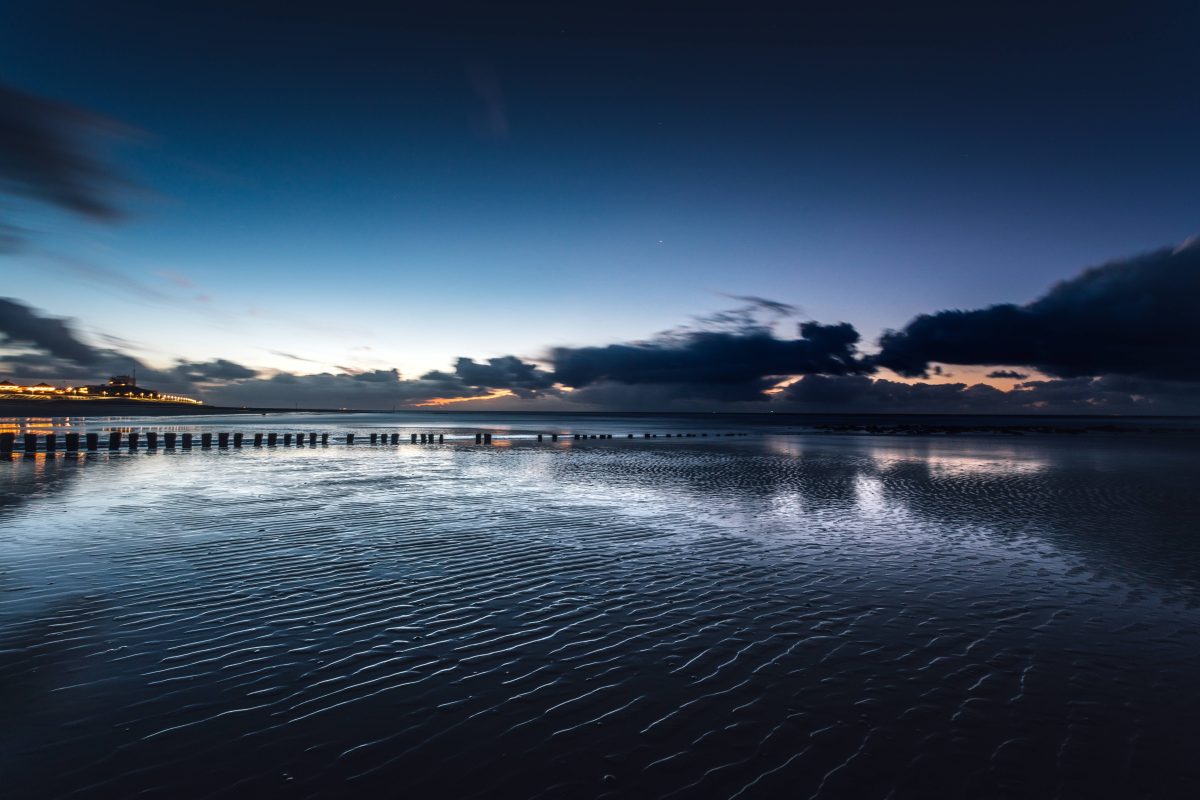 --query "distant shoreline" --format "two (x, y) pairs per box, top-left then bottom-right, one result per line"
(3, 400), (1198, 438)
(3, 399), (1200, 421)
(0, 400), (346, 417)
